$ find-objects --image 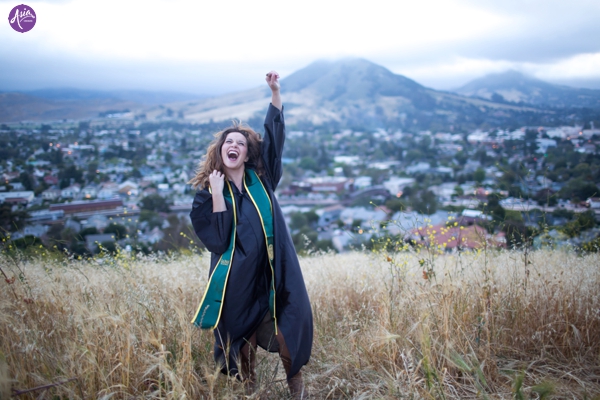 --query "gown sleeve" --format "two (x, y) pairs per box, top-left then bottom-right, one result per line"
(261, 103), (285, 190)
(189, 189), (233, 255)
